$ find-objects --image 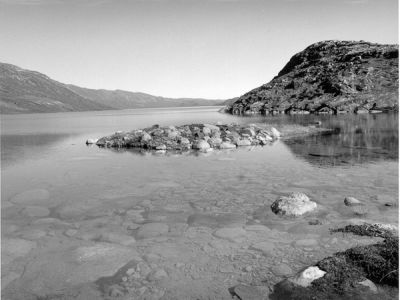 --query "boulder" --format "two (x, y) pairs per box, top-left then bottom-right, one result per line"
(86, 138), (98, 145)
(236, 139), (252, 146)
(271, 127), (281, 139)
(192, 140), (211, 151)
(219, 142), (236, 149)
(271, 192), (317, 216)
